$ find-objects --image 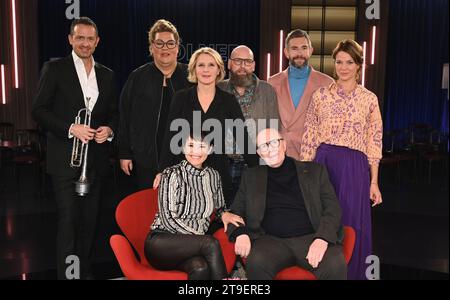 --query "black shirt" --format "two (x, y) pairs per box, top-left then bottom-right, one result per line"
(262, 157), (314, 238)
(158, 86), (259, 207)
(156, 85), (173, 158)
